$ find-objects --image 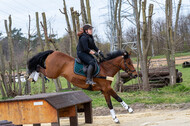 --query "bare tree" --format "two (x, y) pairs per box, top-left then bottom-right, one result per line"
(16, 62), (22, 95)
(25, 15), (32, 94)
(132, 0), (154, 91)
(114, 0), (122, 92)
(4, 15), (16, 94)
(74, 11), (80, 31)
(42, 12), (50, 50)
(165, 0), (182, 85)
(40, 17), (63, 92)
(60, 0), (73, 56)
(70, 7), (78, 46)
(86, 0), (92, 24)
(0, 44), (6, 98)
(36, 12), (44, 52)
(80, 0), (88, 24)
